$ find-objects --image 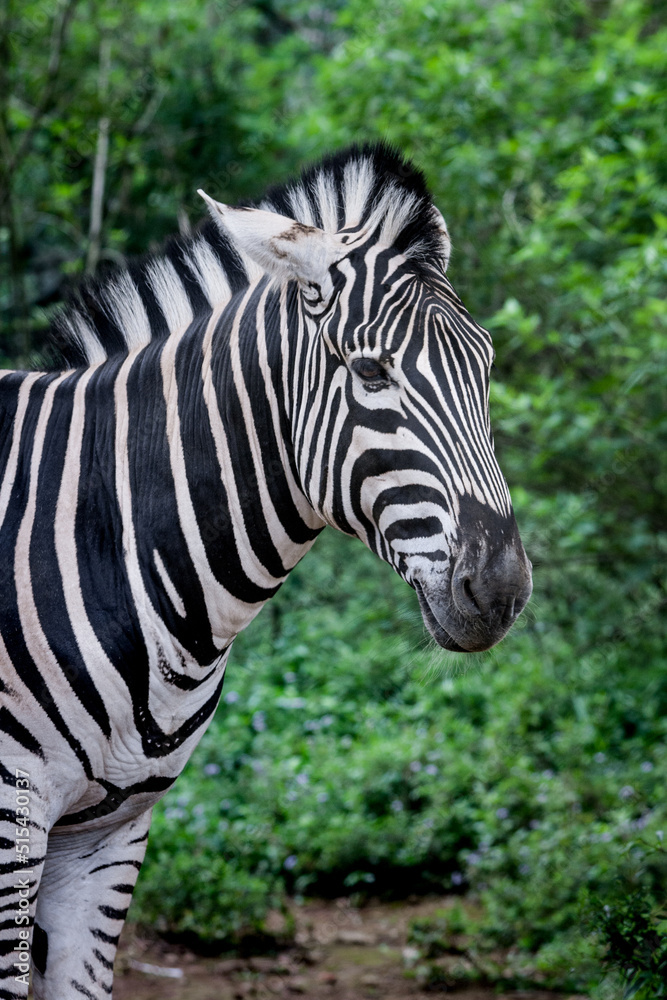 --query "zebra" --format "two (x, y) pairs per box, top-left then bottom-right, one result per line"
(0, 143), (531, 998)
